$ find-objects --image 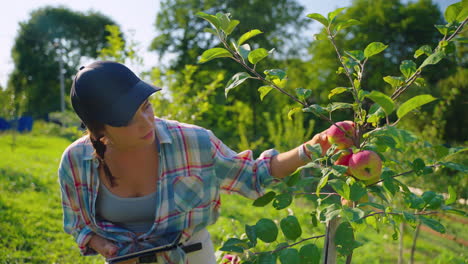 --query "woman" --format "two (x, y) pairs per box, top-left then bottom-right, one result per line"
(58, 61), (330, 264)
